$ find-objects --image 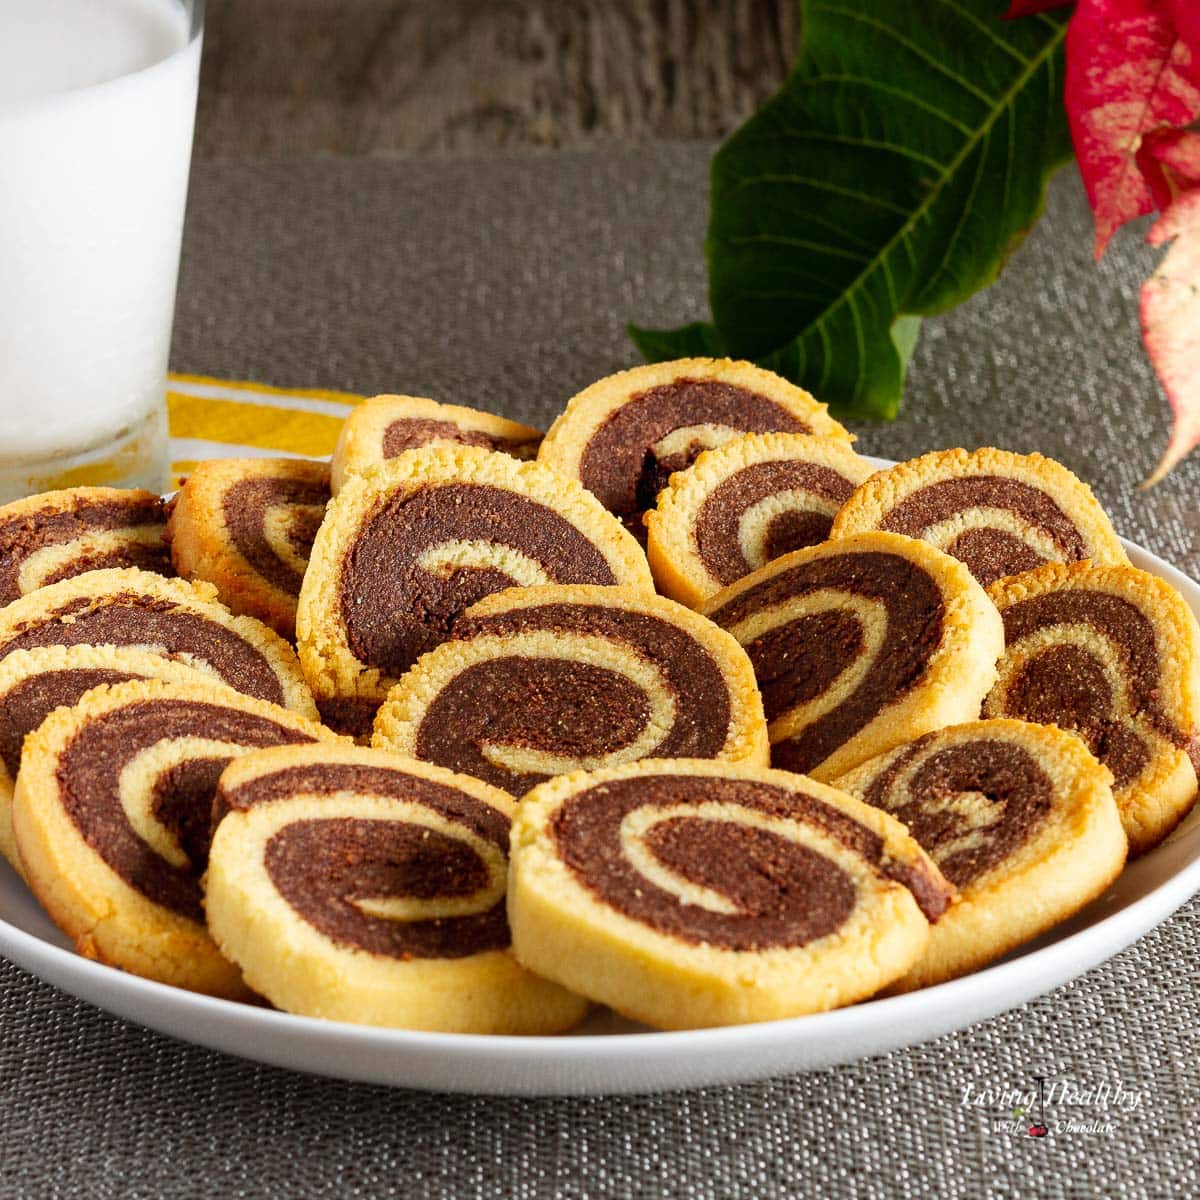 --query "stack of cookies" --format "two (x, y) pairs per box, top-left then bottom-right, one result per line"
(1, 359), (1196, 1035)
